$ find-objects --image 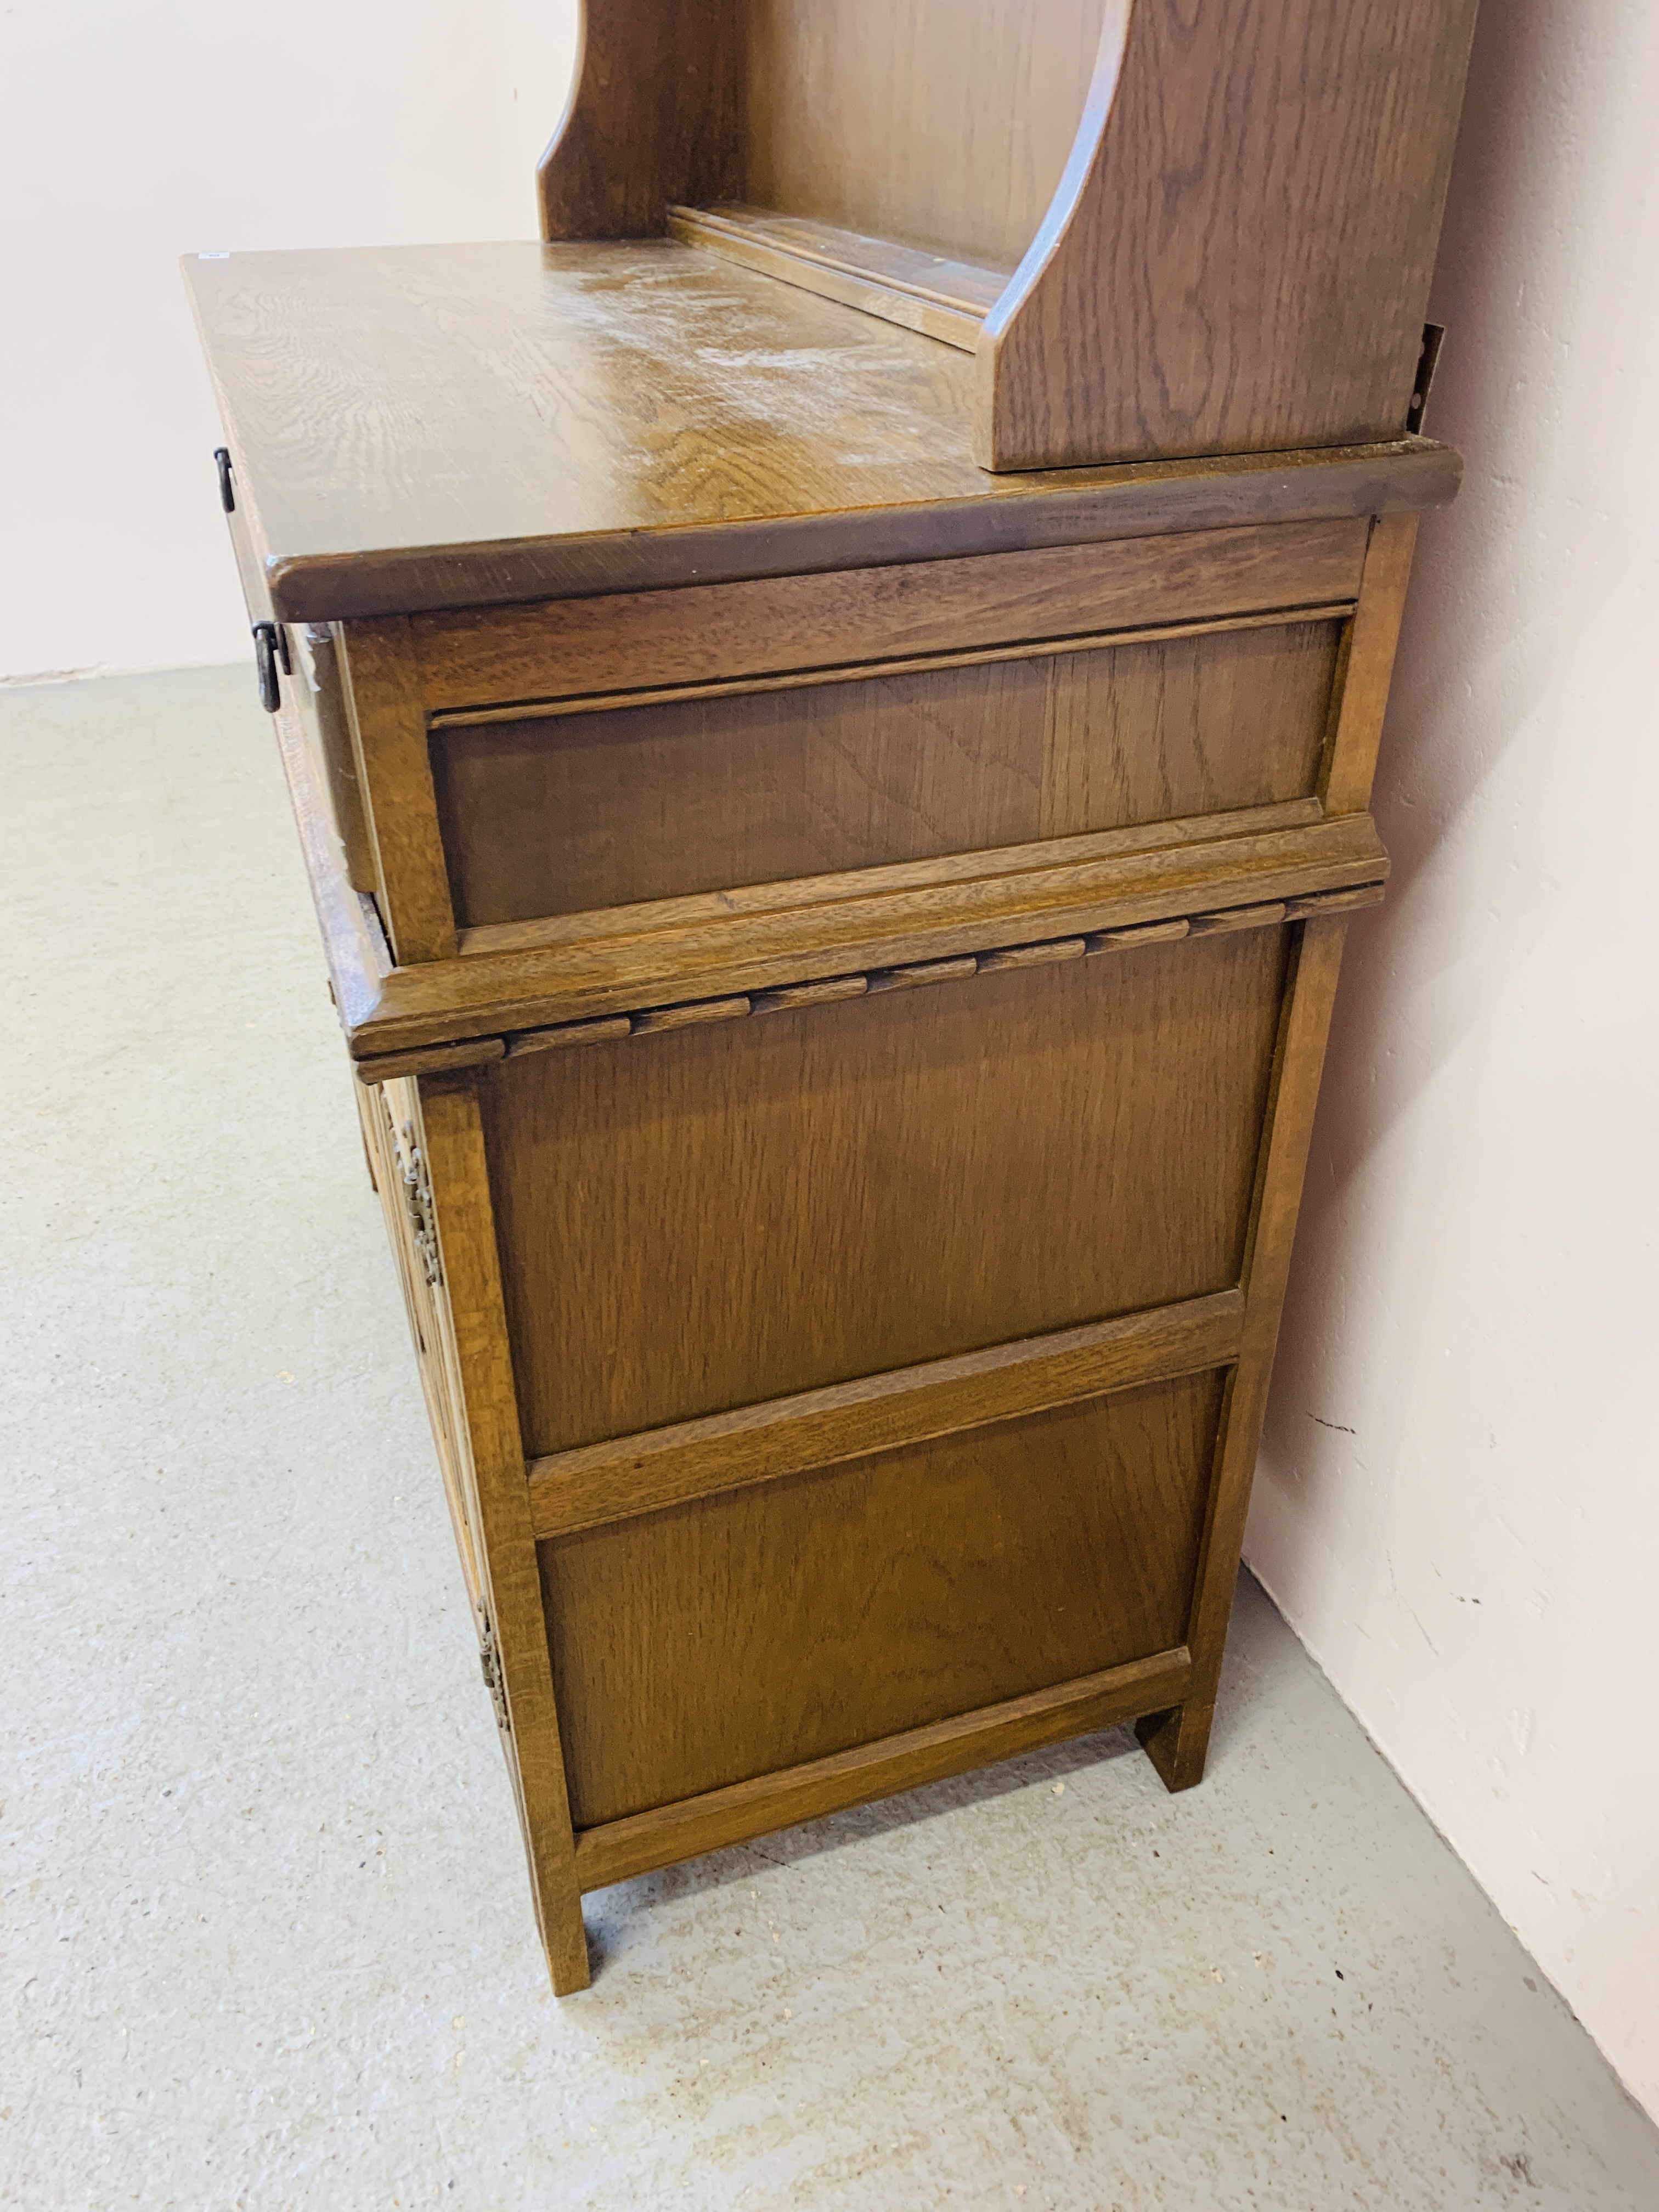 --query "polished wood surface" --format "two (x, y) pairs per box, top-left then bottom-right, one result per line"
(336, 616), (455, 963)
(573, 1644), (1192, 1892)
(979, 0), (1481, 467)
(483, 929), (1286, 1454)
(184, 242), (1460, 623)
(533, 0), (1478, 470)
(543, 1371), (1224, 1826)
(1139, 914), (1351, 1792)
(191, 1), (1470, 1992)
(536, 0), (741, 240)
(410, 521), (1364, 712)
(432, 616), (1341, 927)
(740, 0), (1107, 270)
(1322, 513), (1423, 815)
(526, 1290), (1243, 1539)
(667, 202), (1005, 351)
(415, 1077), (590, 1993)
